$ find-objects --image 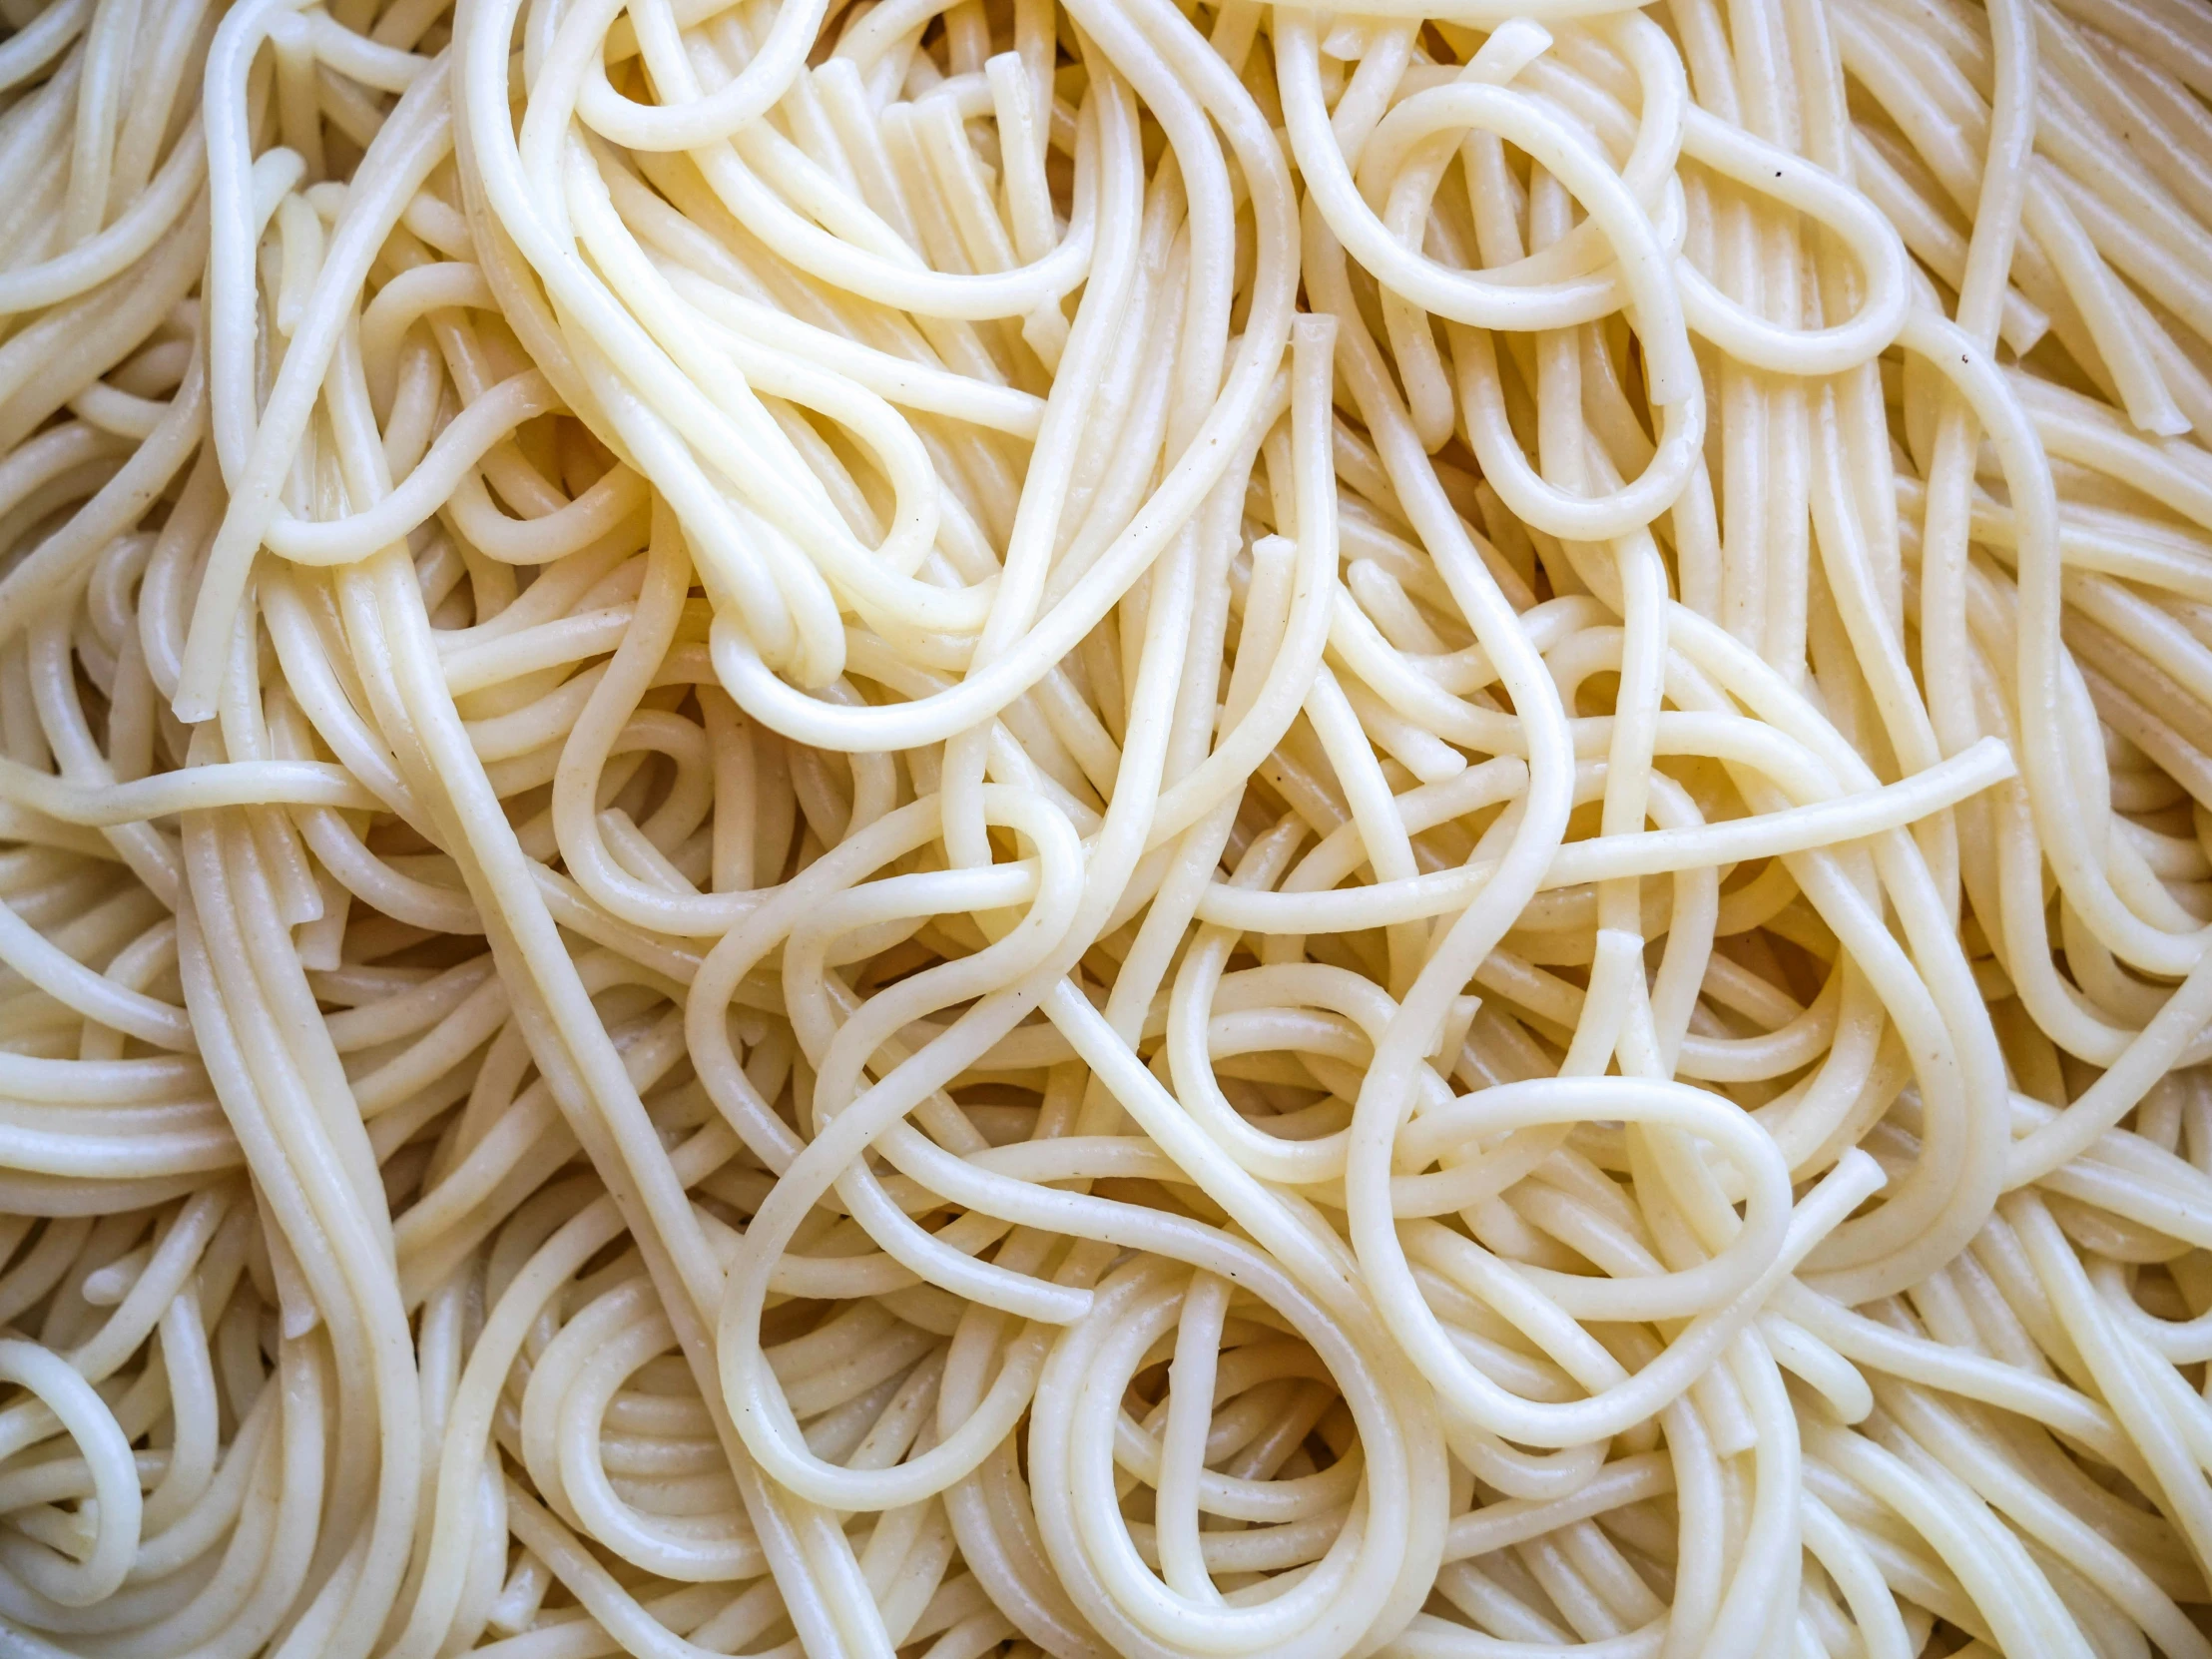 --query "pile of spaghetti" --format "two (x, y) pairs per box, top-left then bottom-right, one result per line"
(6, 0), (2212, 1653)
